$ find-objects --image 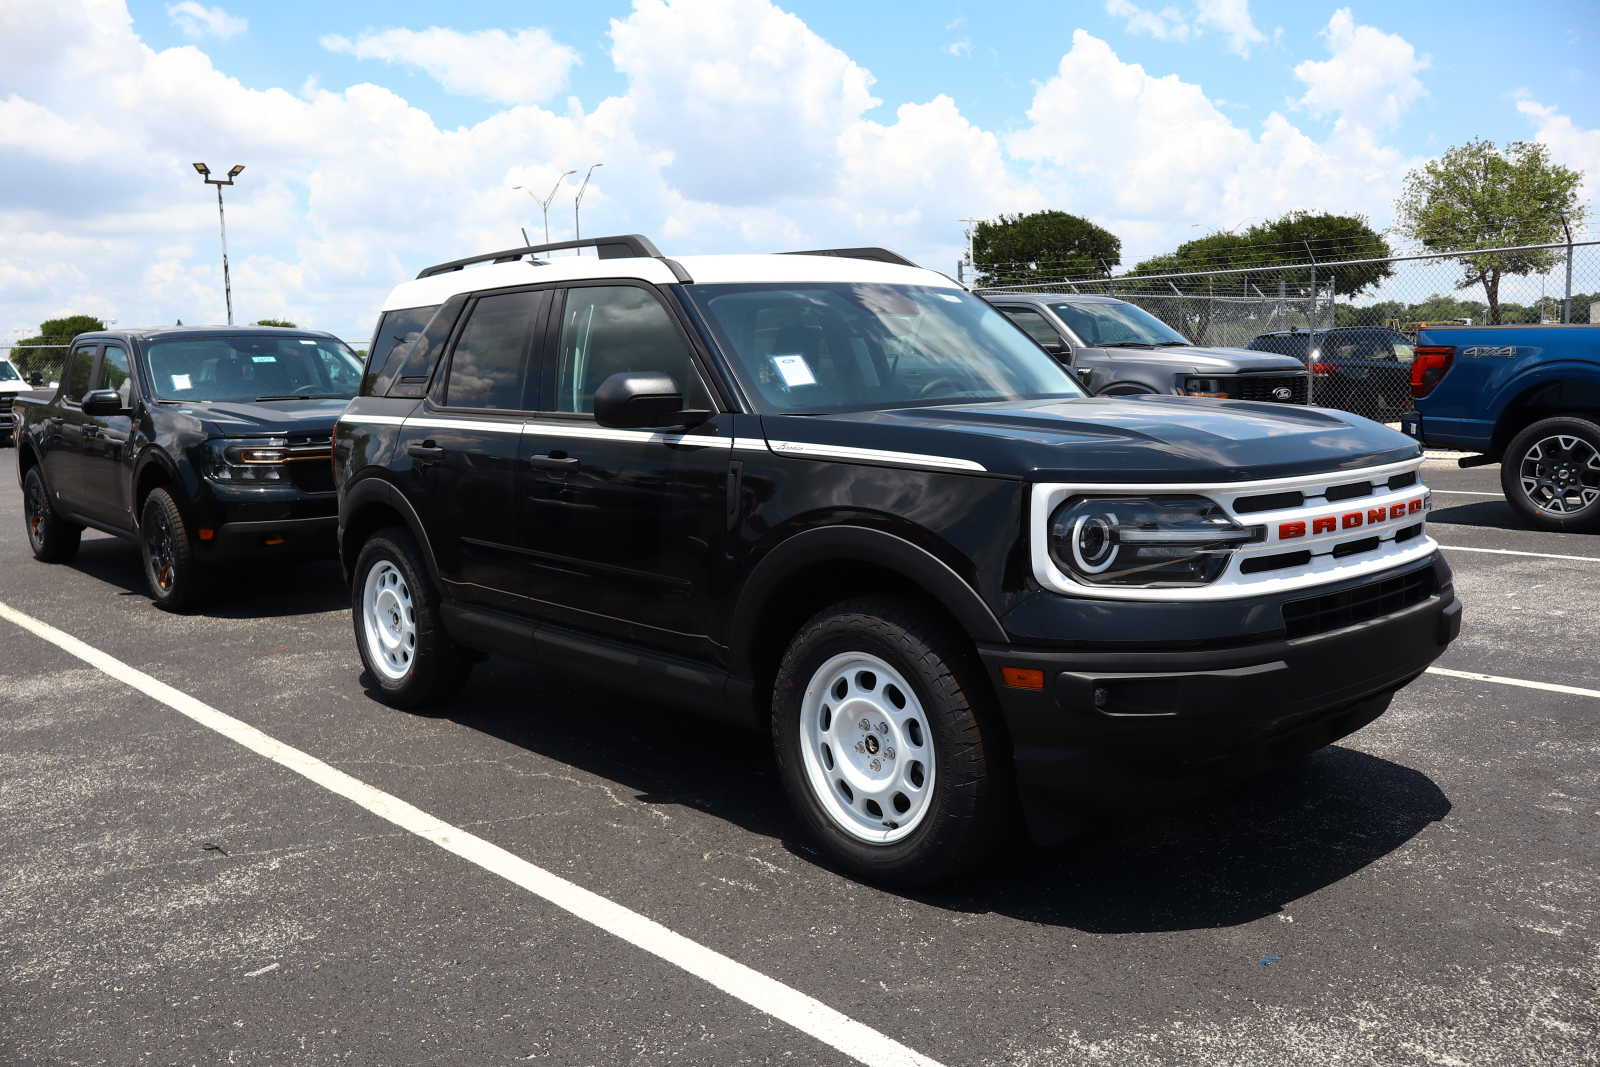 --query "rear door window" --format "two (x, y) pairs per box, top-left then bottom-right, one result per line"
(443, 290), (544, 410)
